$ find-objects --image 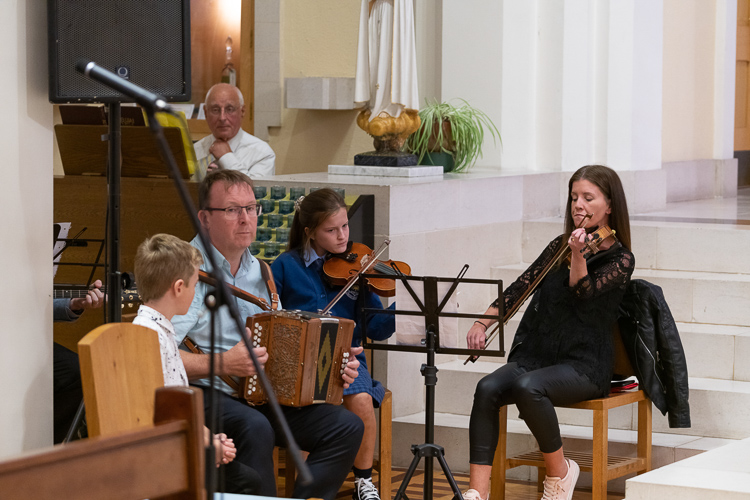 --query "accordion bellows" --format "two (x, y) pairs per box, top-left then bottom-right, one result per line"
(244, 310), (354, 406)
